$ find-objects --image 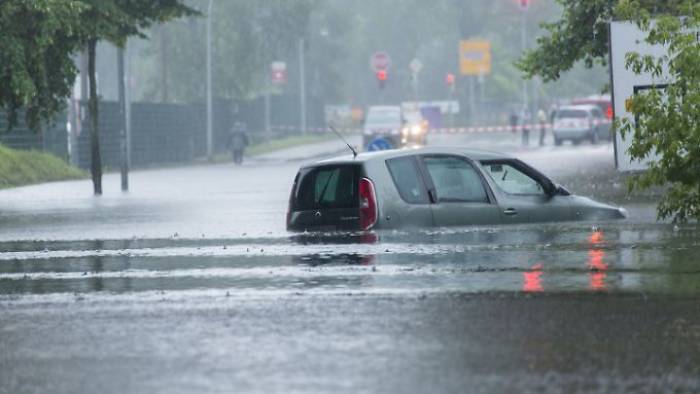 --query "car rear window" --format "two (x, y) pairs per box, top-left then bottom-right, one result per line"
(293, 165), (359, 210)
(556, 110), (588, 119)
(386, 157), (429, 204)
